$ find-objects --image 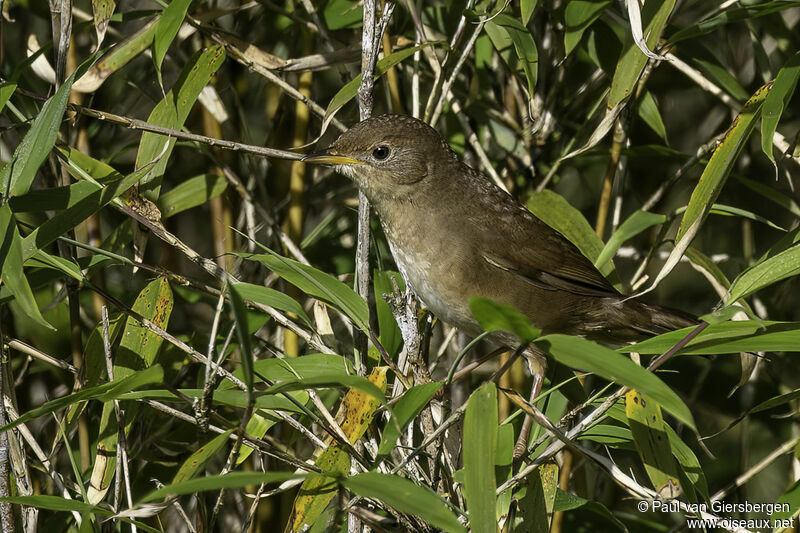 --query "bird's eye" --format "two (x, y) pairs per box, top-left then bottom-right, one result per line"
(372, 145), (390, 160)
